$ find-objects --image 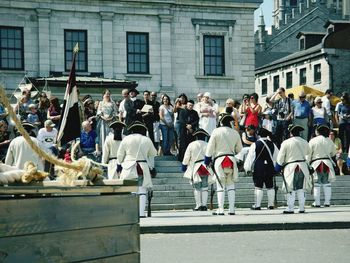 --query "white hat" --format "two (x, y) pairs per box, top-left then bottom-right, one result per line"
(203, 92), (211, 98)
(44, 119), (55, 127)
